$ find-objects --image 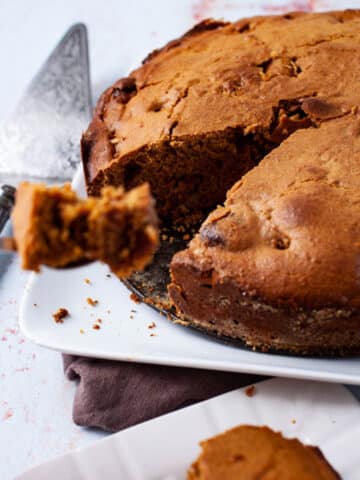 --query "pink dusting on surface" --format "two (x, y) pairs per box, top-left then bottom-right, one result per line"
(262, 0), (320, 12)
(3, 409), (13, 421)
(1, 335), (7, 342)
(0, 400), (8, 406)
(6, 328), (18, 335)
(18, 338), (25, 344)
(192, 0), (216, 21)
(15, 367), (30, 373)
